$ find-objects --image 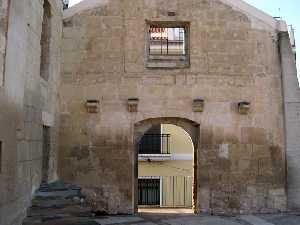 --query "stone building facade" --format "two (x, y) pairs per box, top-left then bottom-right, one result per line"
(59, 0), (298, 215)
(0, 0), (300, 224)
(0, 0), (62, 225)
